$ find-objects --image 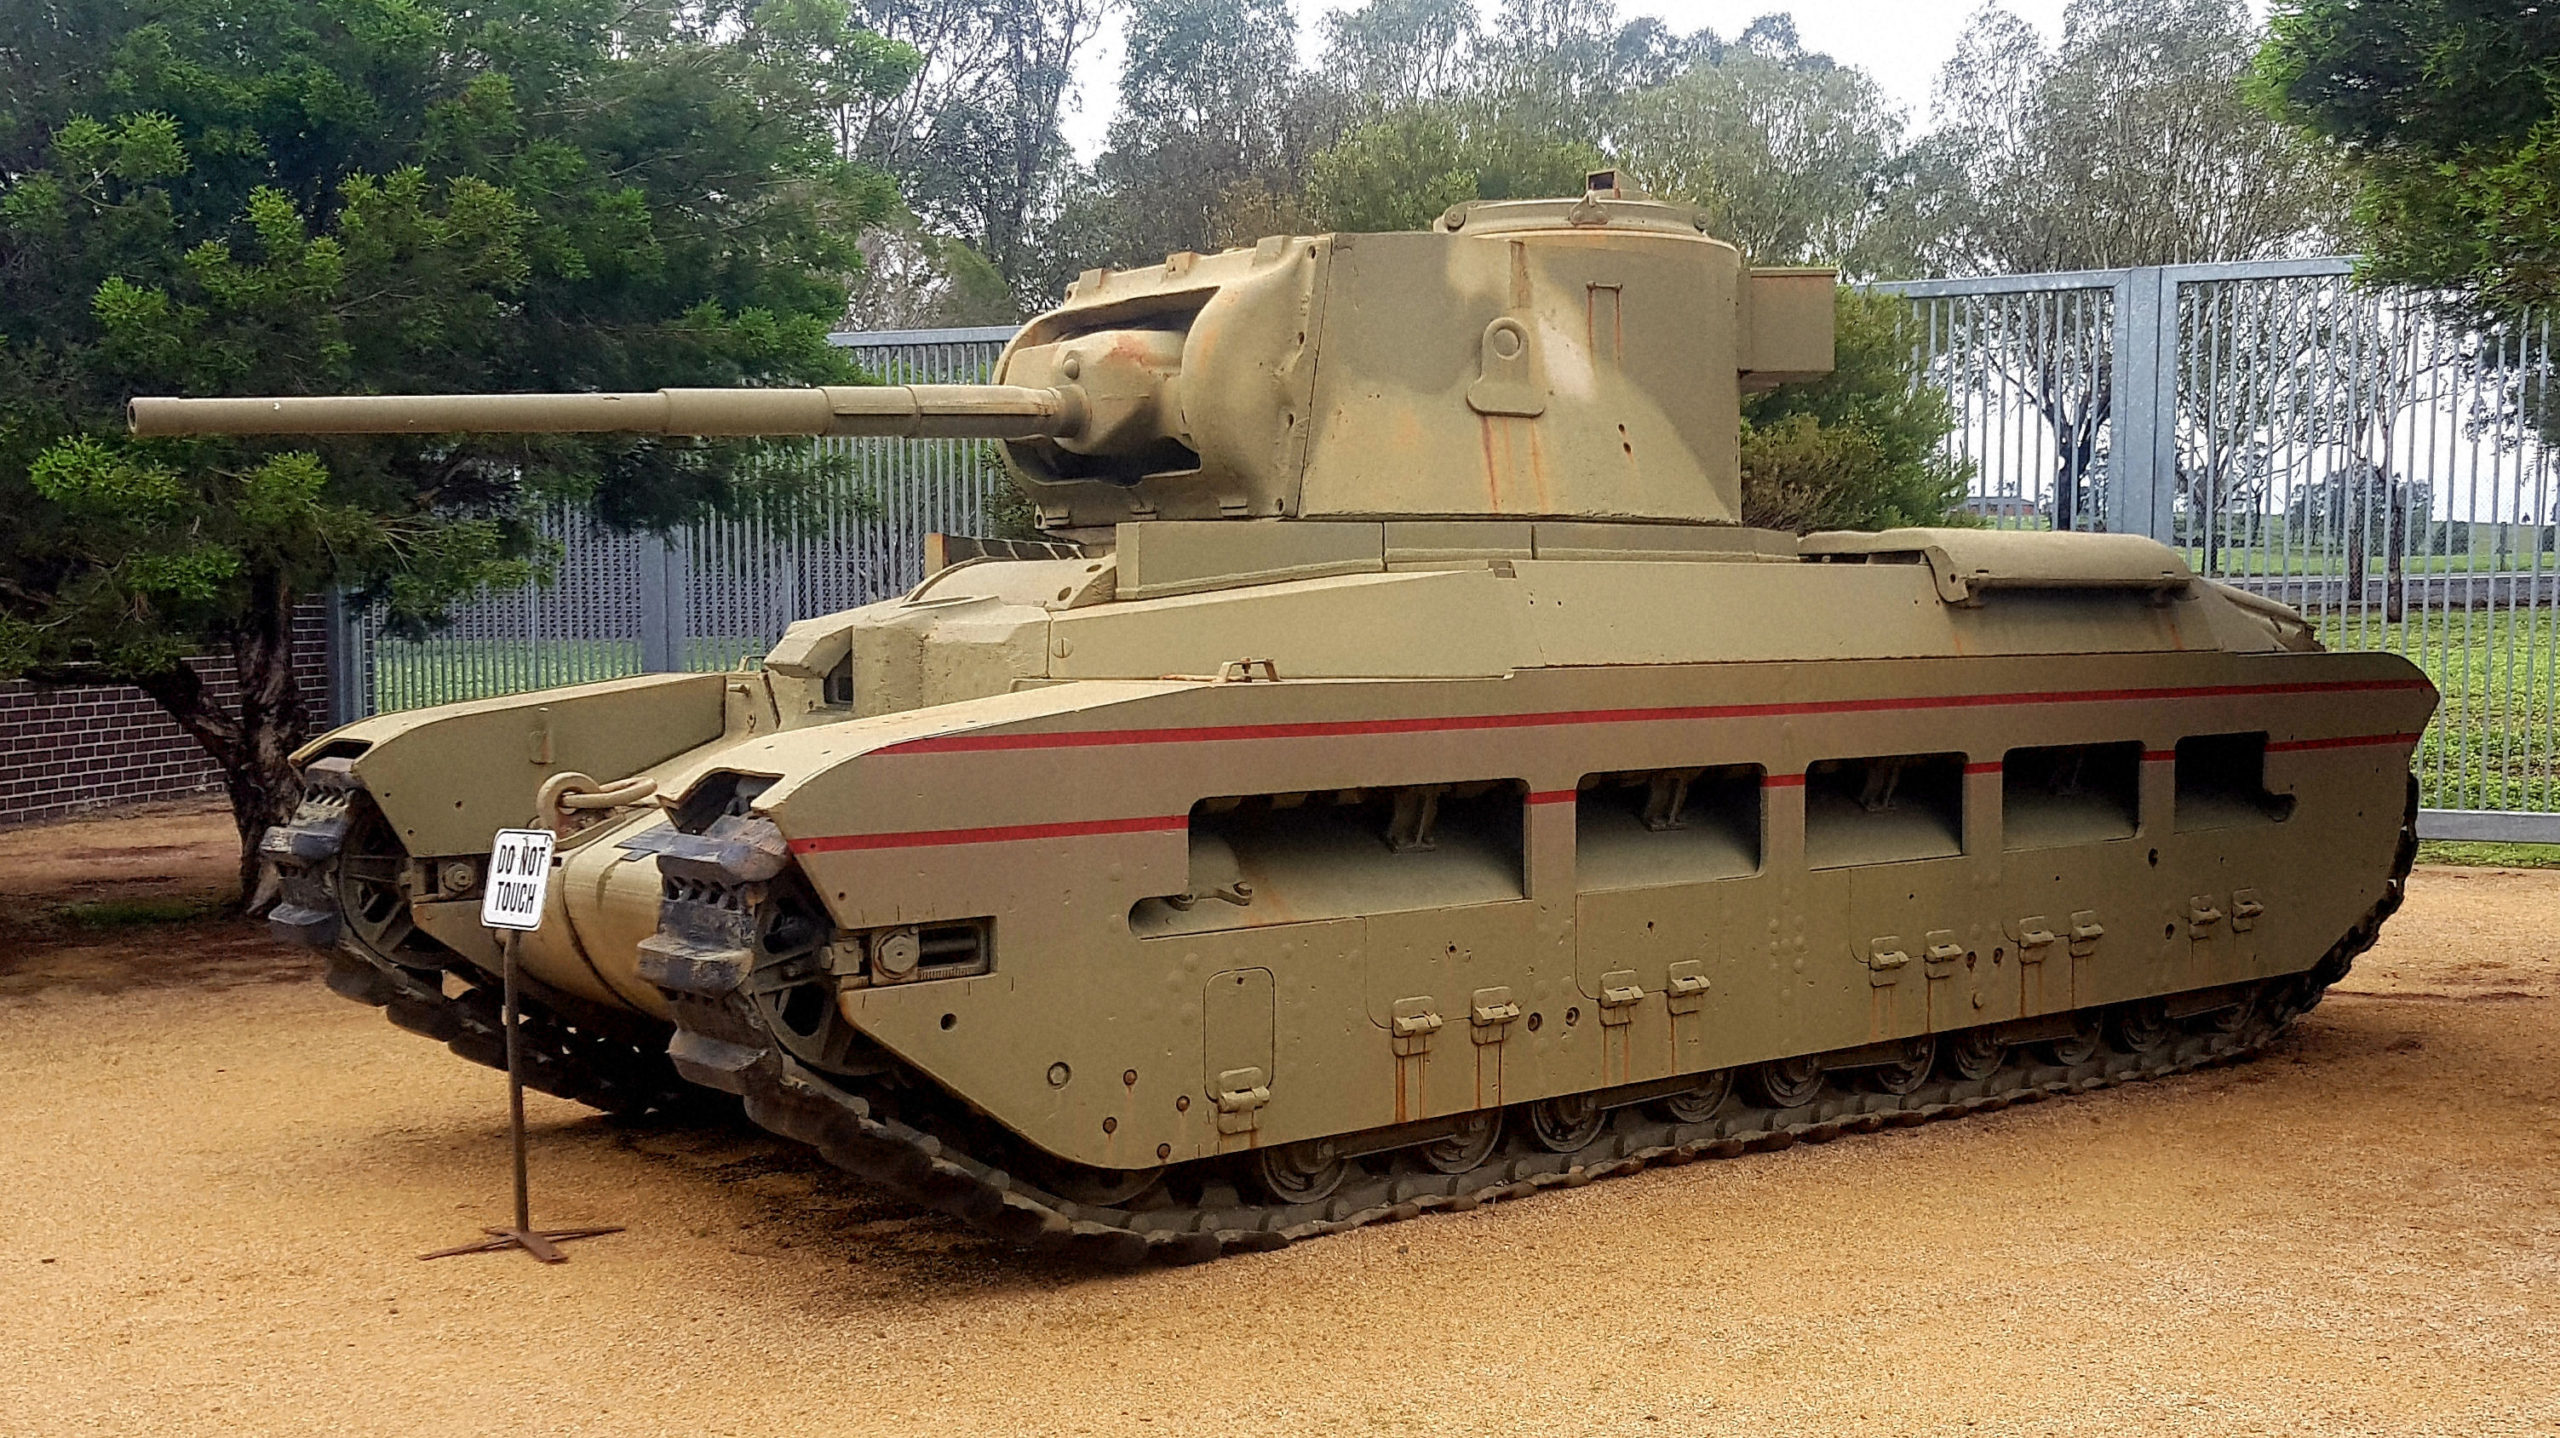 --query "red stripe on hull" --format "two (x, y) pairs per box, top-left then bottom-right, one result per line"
(2268, 732), (2424, 753)
(795, 715), (2423, 853)
(790, 813), (1187, 854)
(875, 678), (2432, 757)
